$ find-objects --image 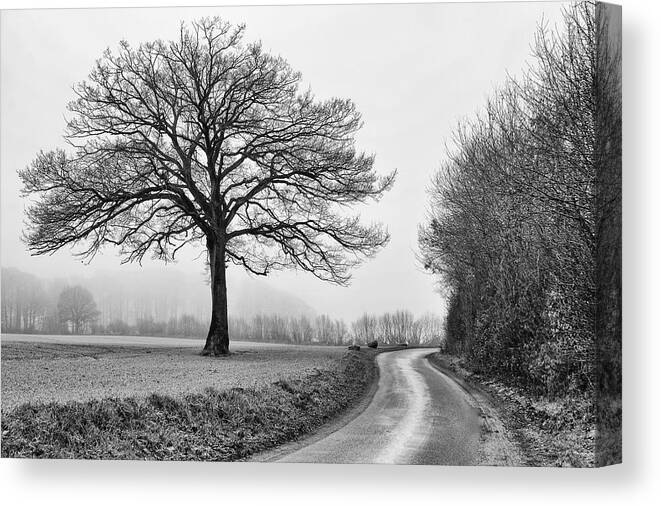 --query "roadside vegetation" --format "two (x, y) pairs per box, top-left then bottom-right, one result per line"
(1, 349), (376, 460)
(430, 353), (594, 467)
(419, 2), (620, 465)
